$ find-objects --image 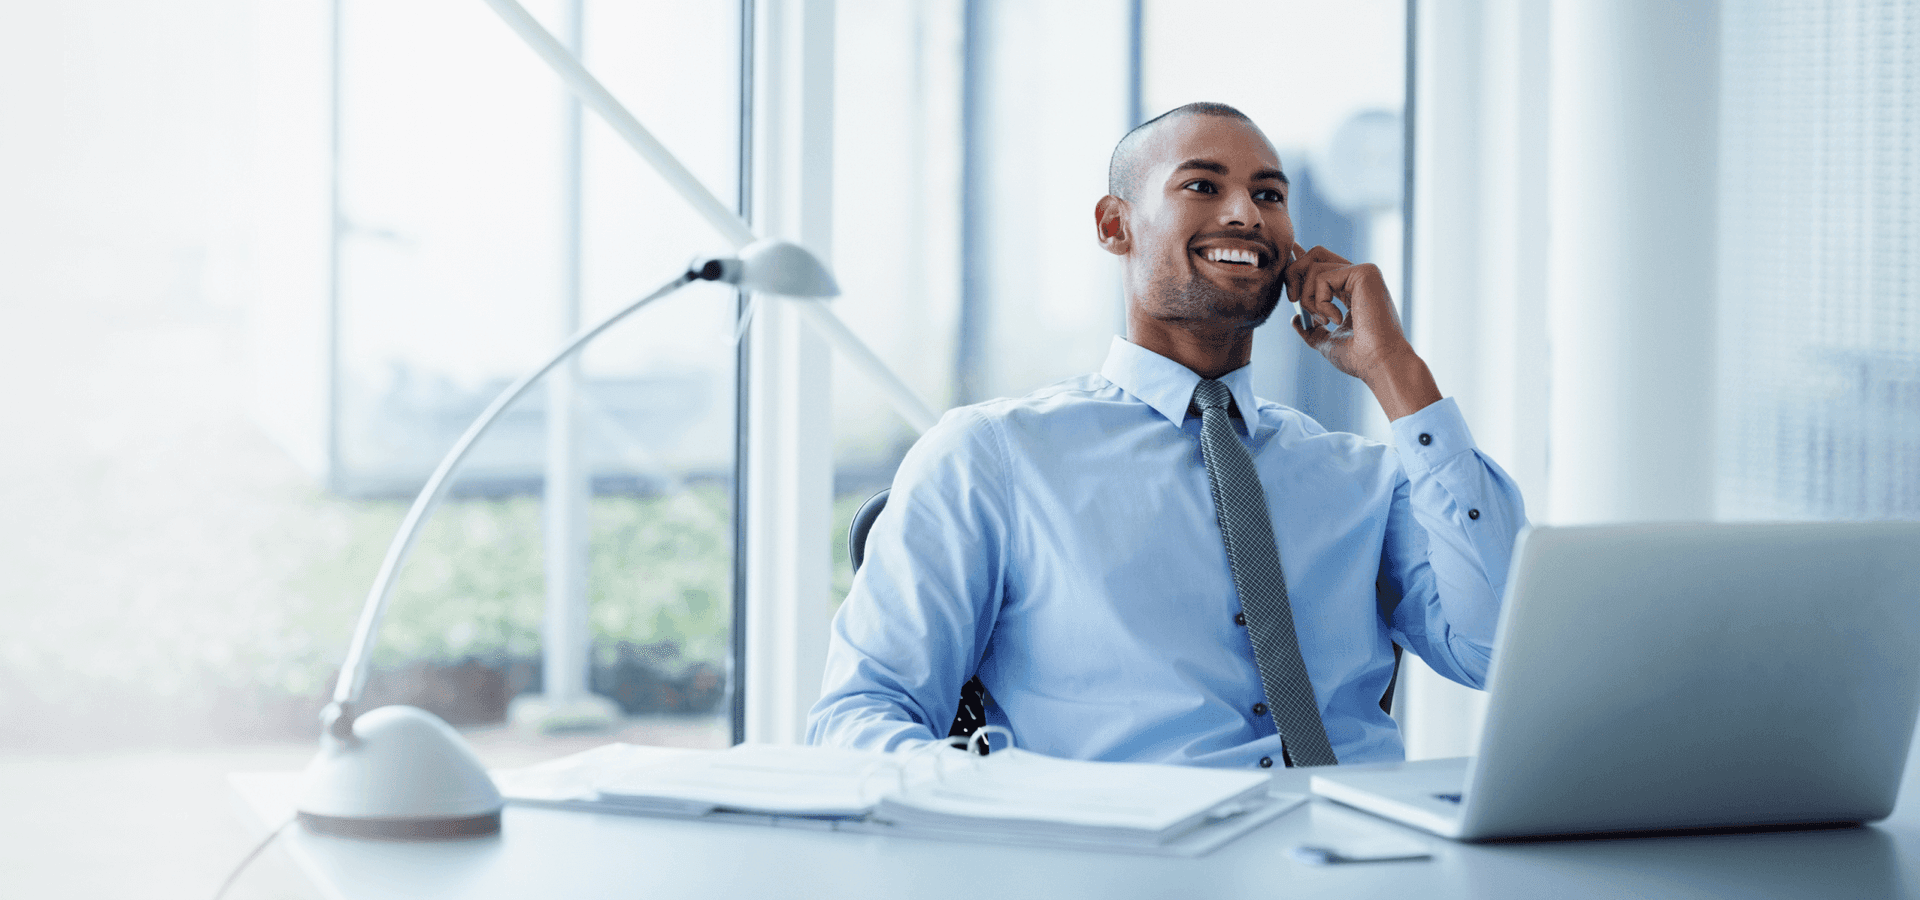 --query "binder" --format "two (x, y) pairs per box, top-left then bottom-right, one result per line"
(492, 741), (1304, 856)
